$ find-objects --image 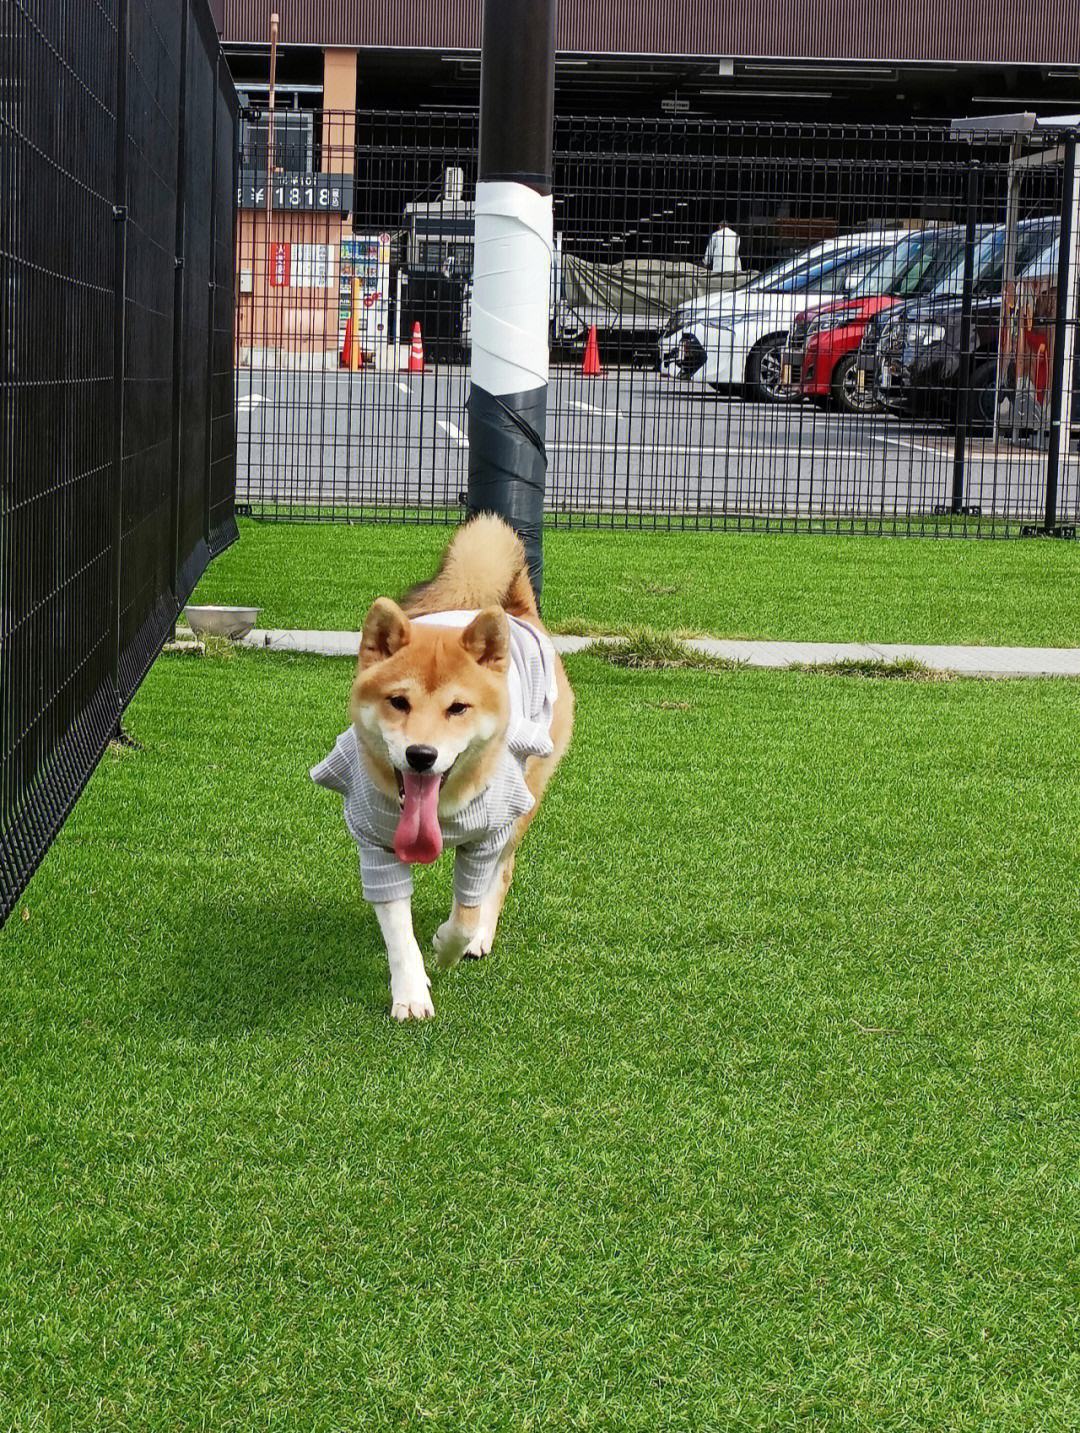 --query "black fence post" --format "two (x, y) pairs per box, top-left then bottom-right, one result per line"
(109, 0), (130, 697)
(467, 0), (557, 596)
(1044, 135), (1077, 536)
(950, 161), (980, 516)
(170, 0), (191, 597)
